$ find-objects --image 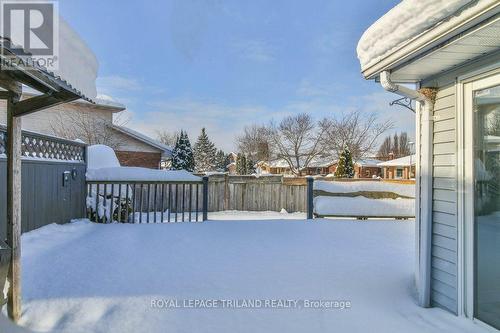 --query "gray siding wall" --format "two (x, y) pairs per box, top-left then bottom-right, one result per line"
(421, 52), (500, 315)
(430, 85), (458, 314)
(0, 159), (86, 240)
